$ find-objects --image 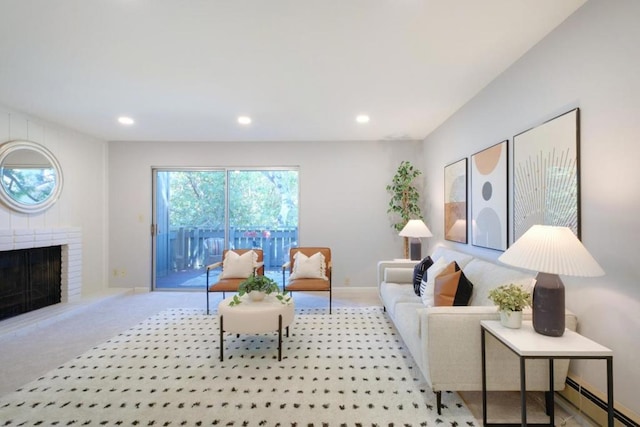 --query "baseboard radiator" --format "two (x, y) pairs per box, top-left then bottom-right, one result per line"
(559, 375), (639, 427)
